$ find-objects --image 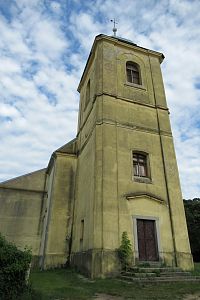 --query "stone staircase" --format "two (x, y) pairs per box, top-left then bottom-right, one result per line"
(120, 266), (200, 283)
